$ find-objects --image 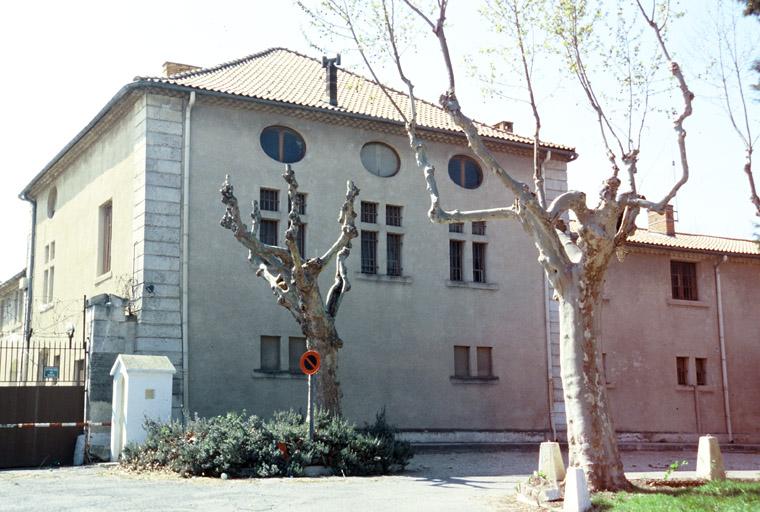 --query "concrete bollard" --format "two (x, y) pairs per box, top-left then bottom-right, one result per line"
(539, 441), (566, 482)
(696, 435), (726, 480)
(563, 467), (592, 512)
